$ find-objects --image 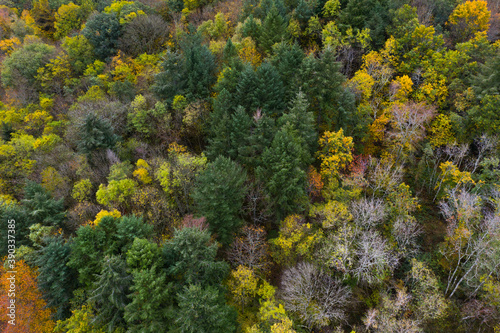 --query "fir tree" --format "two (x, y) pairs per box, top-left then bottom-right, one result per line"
(191, 156), (248, 245)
